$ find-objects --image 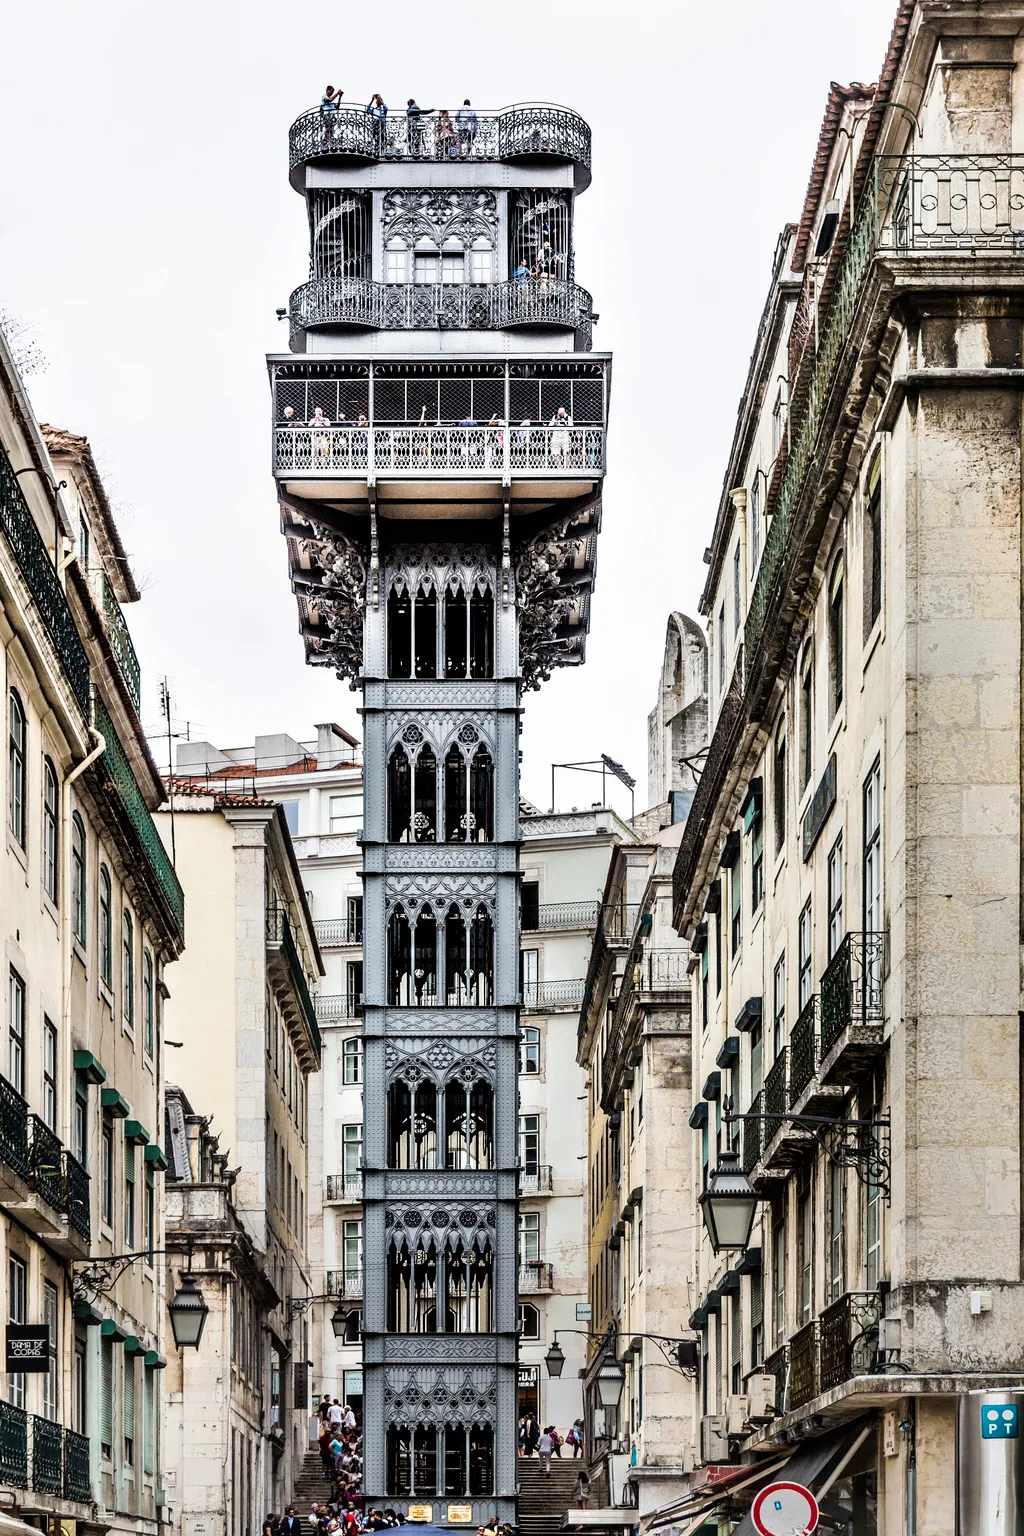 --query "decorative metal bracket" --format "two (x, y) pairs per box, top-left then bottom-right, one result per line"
(723, 1097), (891, 1199)
(72, 1249), (170, 1301)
